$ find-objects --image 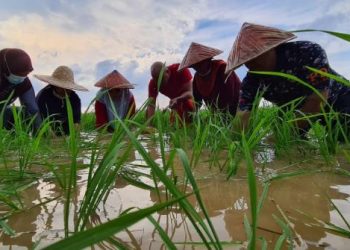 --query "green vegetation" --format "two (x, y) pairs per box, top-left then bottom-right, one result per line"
(0, 30), (350, 249)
